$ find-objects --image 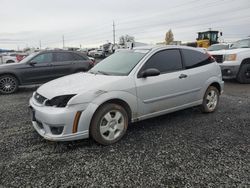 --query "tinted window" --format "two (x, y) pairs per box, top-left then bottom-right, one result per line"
(55, 52), (75, 62)
(31, 53), (52, 63)
(141, 49), (182, 73)
(182, 49), (214, 69)
(230, 39), (250, 49)
(72, 53), (86, 60)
